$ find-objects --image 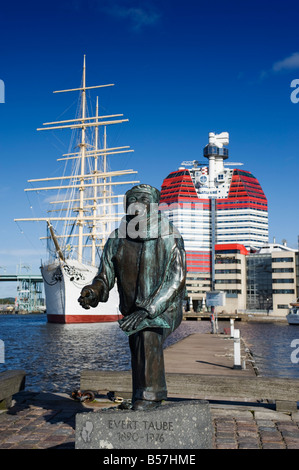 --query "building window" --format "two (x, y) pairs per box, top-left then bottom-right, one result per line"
(246, 254), (272, 311)
(272, 289), (295, 294)
(272, 268), (294, 273)
(272, 257), (294, 263)
(215, 269), (241, 274)
(272, 279), (294, 283)
(222, 289), (241, 294)
(215, 258), (241, 265)
(277, 305), (289, 309)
